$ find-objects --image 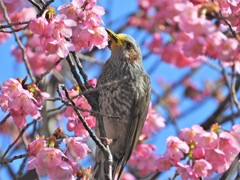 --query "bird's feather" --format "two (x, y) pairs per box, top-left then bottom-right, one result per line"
(117, 75), (151, 179)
